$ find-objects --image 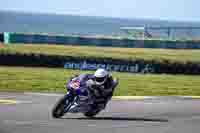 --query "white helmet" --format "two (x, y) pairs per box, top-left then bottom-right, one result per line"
(94, 68), (109, 85)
